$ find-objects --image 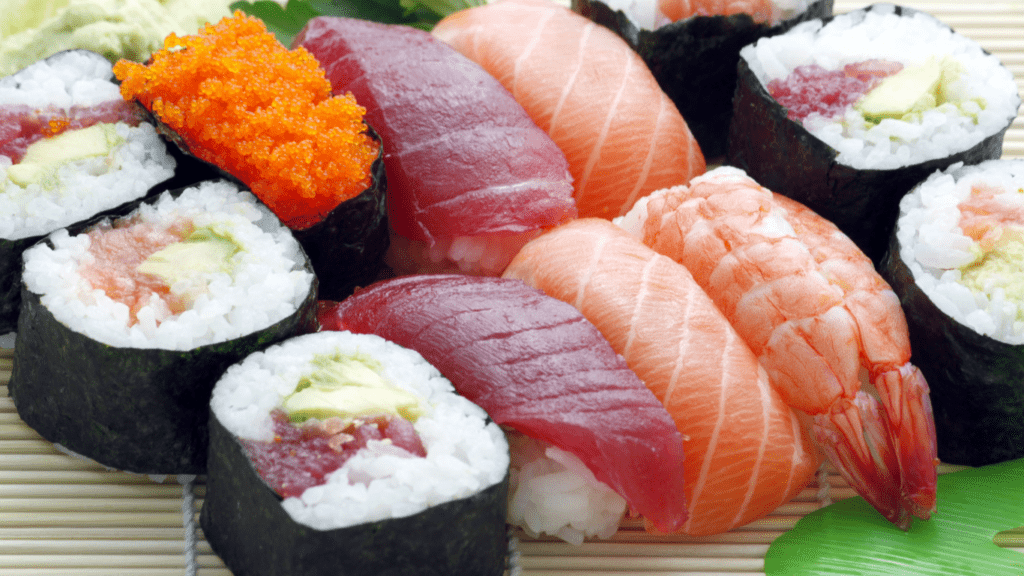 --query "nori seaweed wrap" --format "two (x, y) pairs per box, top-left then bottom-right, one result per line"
(201, 331), (511, 576)
(880, 159), (1024, 466)
(7, 180), (318, 474)
(573, 0), (833, 159)
(112, 12), (390, 301)
(0, 49), (195, 334)
(726, 4), (1020, 264)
